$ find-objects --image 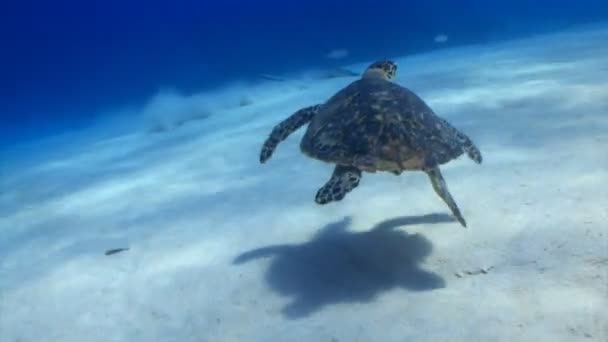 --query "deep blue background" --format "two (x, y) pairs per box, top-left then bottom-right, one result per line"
(1, 0), (608, 146)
